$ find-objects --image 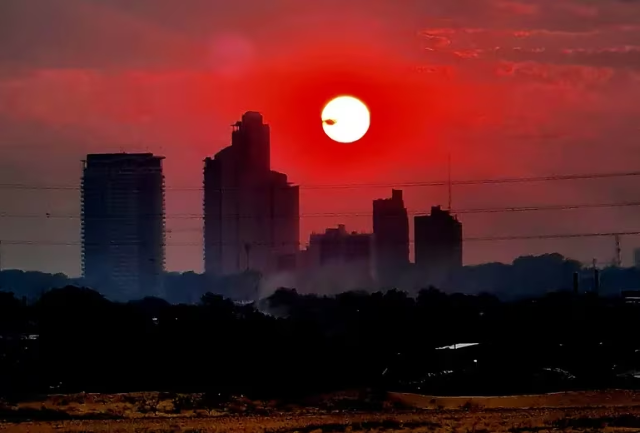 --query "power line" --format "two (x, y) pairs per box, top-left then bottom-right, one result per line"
(0, 169), (639, 191)
(2, 230), (640, 247)
(466, 231), (640, 242)
(2, 200), (640, 220)
(454, 201), (640, 215)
